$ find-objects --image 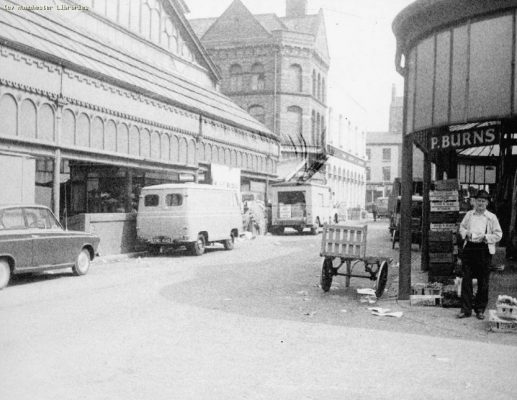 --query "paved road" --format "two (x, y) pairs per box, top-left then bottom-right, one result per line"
(1, 222), (516, 399)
